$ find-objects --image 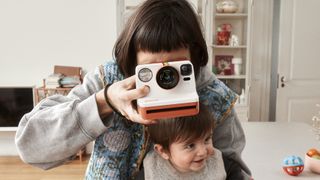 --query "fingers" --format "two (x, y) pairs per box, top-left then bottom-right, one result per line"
(126, 108), (156, 125)
(113, 75), (154, 124)
(124, 85), (150, 101)
(122, 75), (136, 89)
(119, 75), (150, 101)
